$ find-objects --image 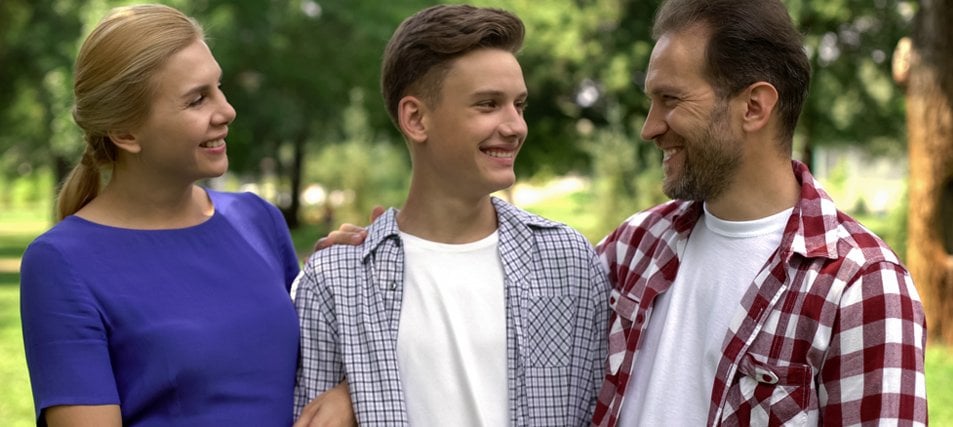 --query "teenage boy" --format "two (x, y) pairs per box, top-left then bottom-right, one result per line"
(292, 5), (609, 426)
